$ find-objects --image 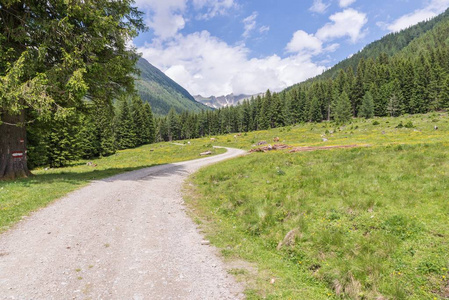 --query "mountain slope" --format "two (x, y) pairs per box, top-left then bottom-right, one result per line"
(194, 93), (264, 109)
(135, 58), (210, 115)
(300, 7), (449, 84)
